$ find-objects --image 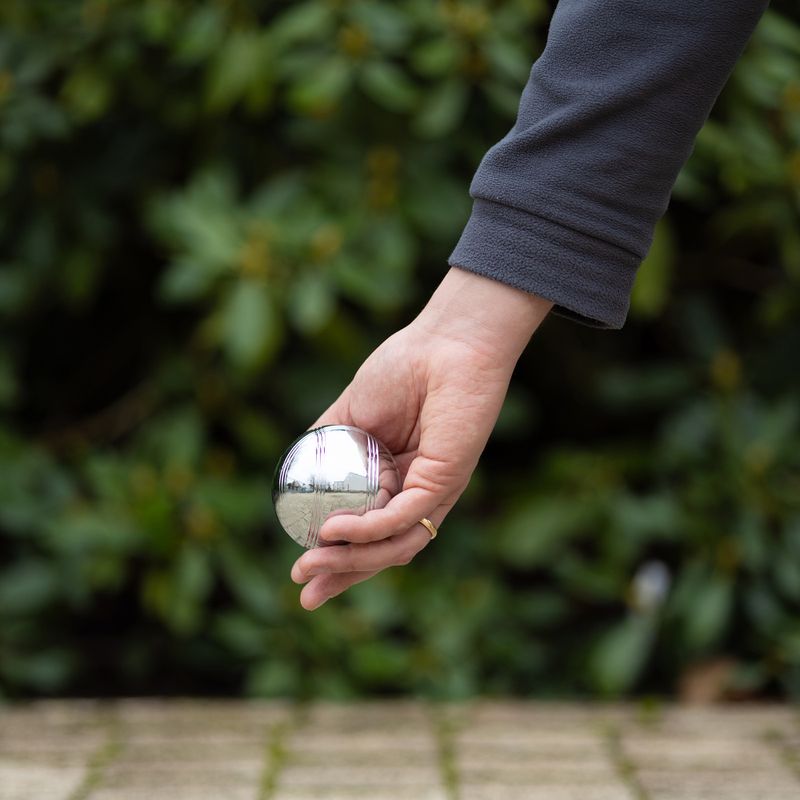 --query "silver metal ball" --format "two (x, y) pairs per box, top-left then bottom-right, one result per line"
(272, 425), (401, 548)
